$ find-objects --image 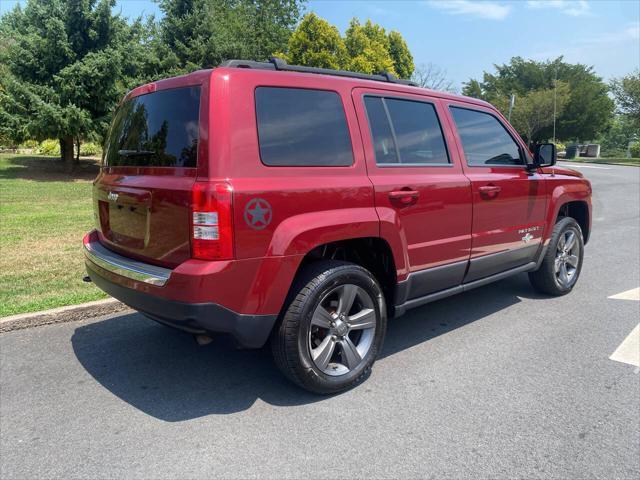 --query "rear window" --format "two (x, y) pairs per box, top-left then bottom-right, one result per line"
(255, 87), (353, 166)
(104, 86), (201, 167)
